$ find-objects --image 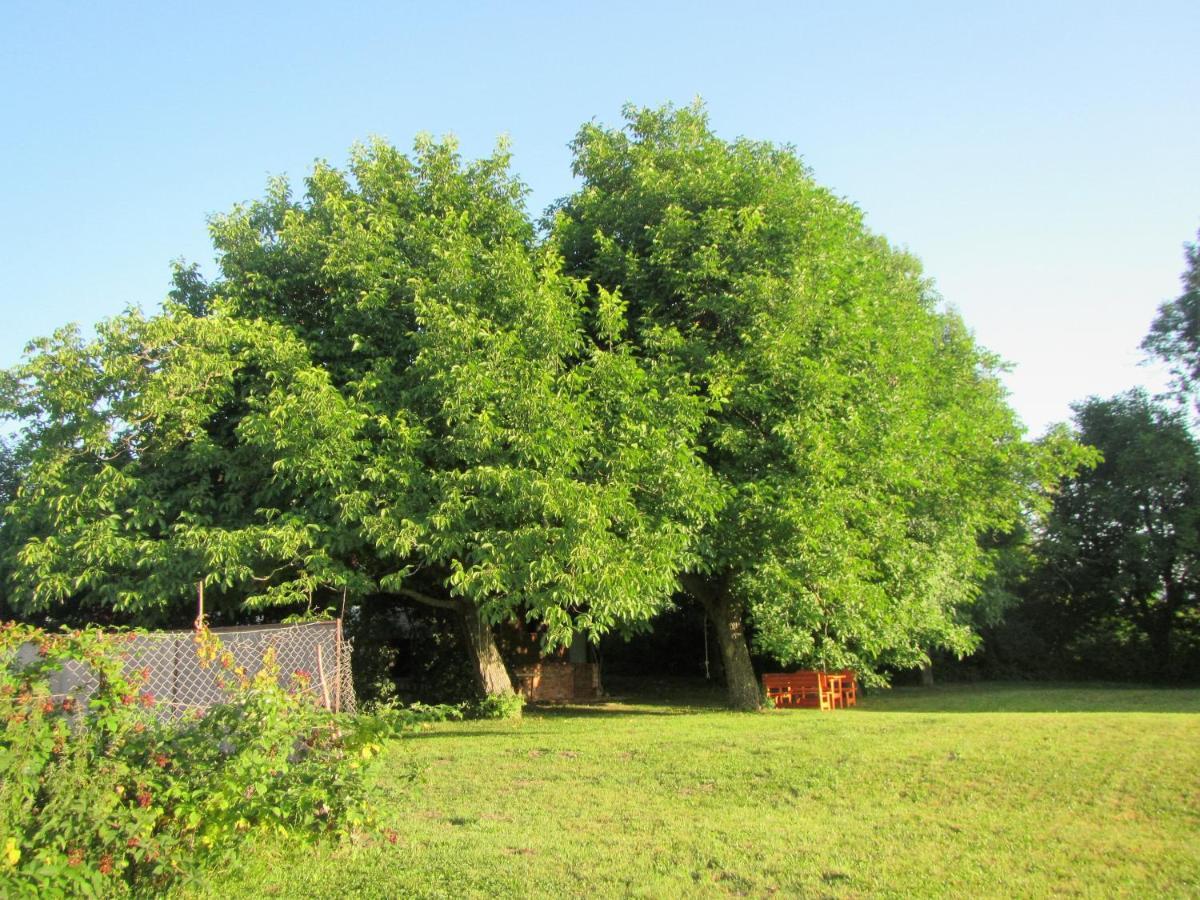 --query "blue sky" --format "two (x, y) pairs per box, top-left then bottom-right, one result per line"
(2, 1), (1198, 435)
